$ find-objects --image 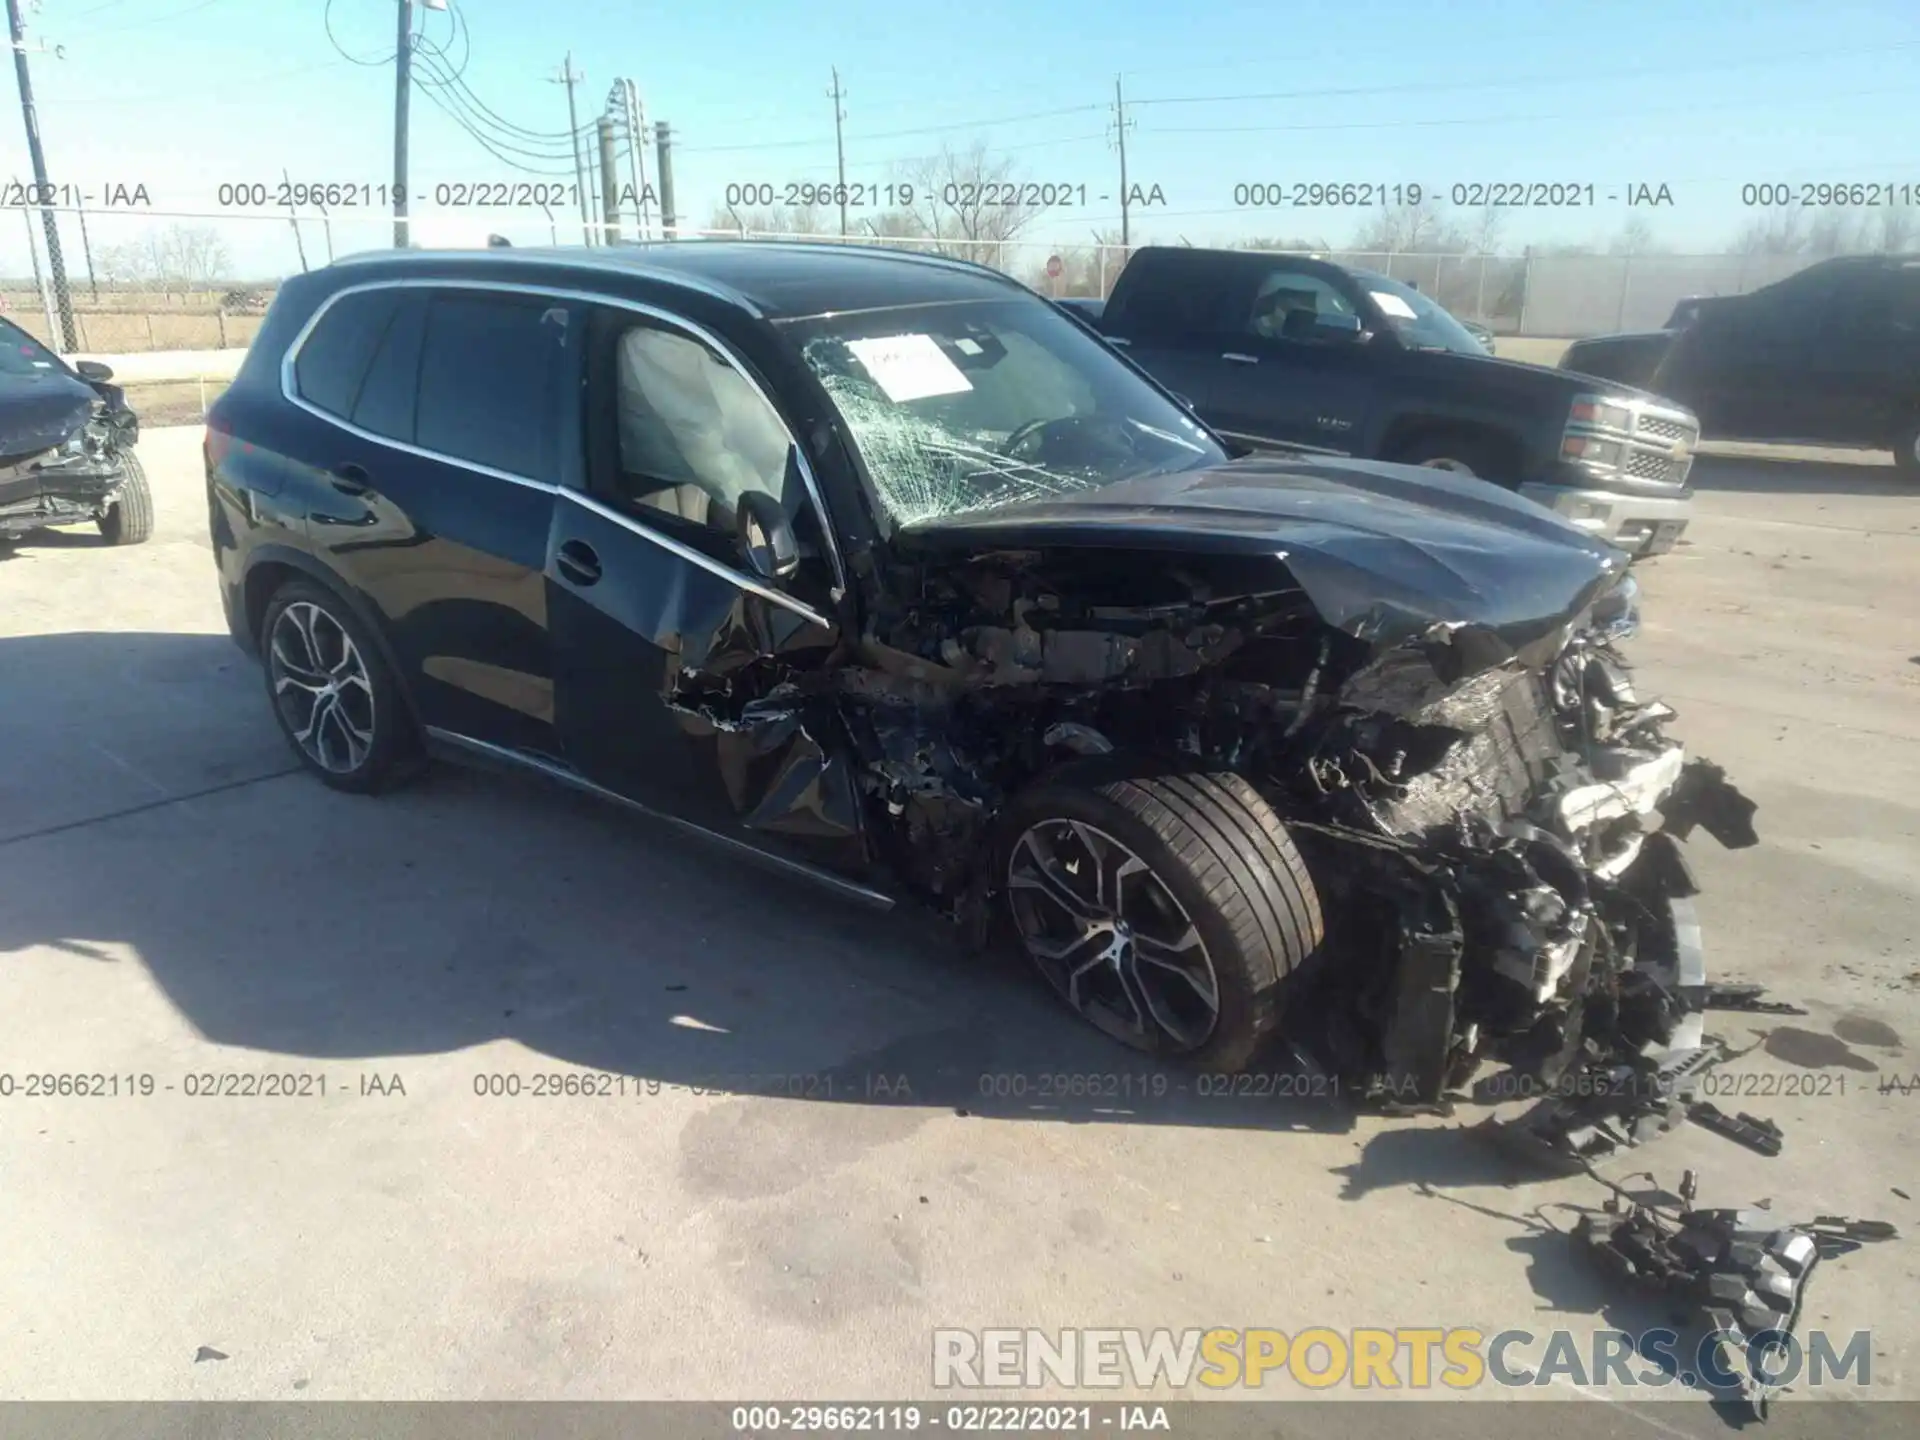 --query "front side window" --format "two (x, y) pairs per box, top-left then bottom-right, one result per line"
(787, 297), (1224, 526)
(414, 292), (570, 482)
(608, 321), (794, 539)
(1242, 267), (1360, 341)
